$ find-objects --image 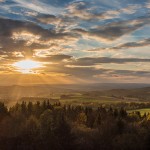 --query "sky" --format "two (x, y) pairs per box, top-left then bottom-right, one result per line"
(0, 0), (150, 85)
